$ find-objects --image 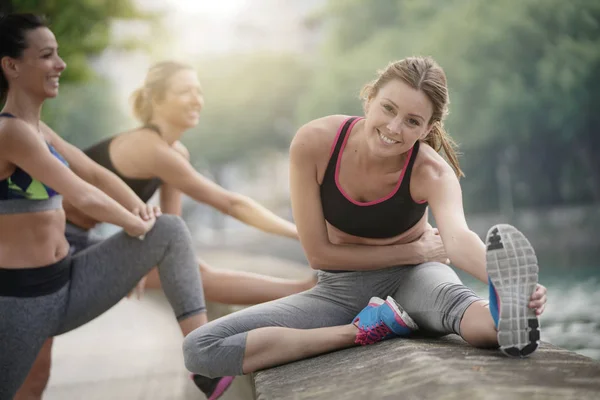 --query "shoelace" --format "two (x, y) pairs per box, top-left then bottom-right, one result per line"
(355, 322), (392, 345)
